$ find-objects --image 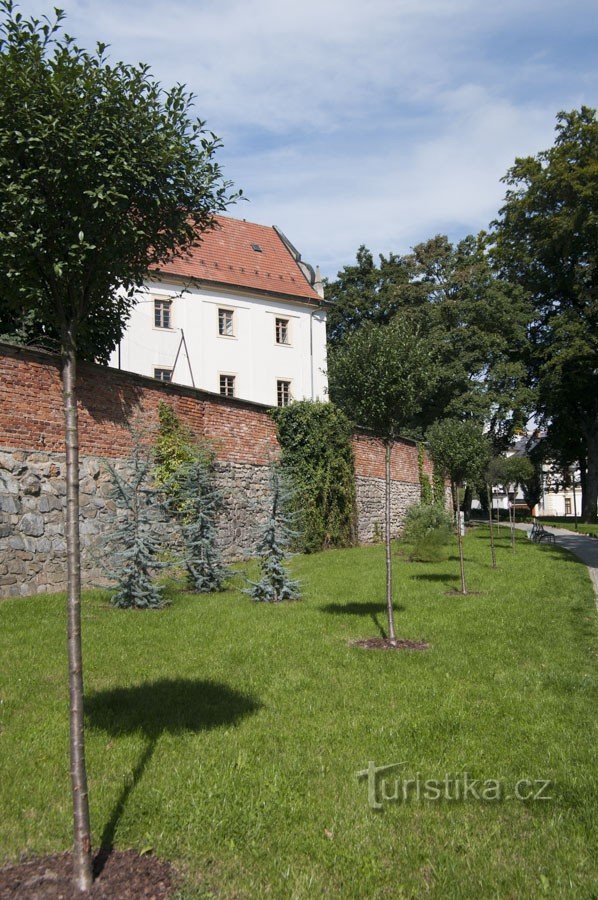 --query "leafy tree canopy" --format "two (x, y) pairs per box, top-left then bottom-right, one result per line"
(427, 419), (491, 491)
(325, 245), (412, 344)
(328, 316), (439, 441)
(326, 232), (534, 450)
(0, 1), (237, 360)
(488, 455), (534, 488)
(491, 106), (598, 519)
